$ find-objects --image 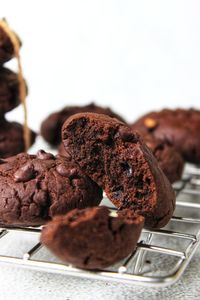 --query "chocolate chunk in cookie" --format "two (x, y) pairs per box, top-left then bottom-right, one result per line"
(62, 113), (175, 228)
(0, 151), (102, 226)
(41, 206), (144, 270)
